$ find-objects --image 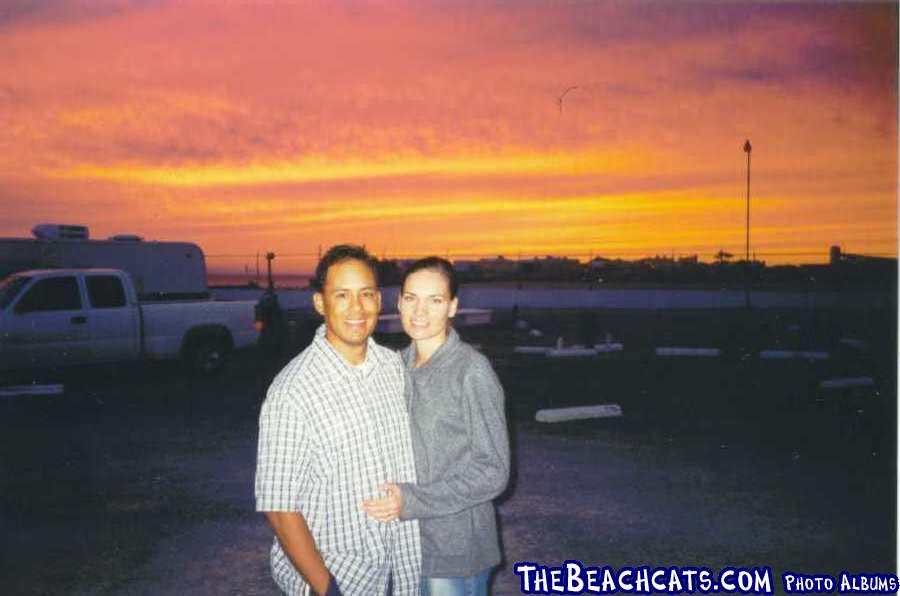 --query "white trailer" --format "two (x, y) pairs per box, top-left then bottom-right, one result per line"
(0, 224), (207, 301)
